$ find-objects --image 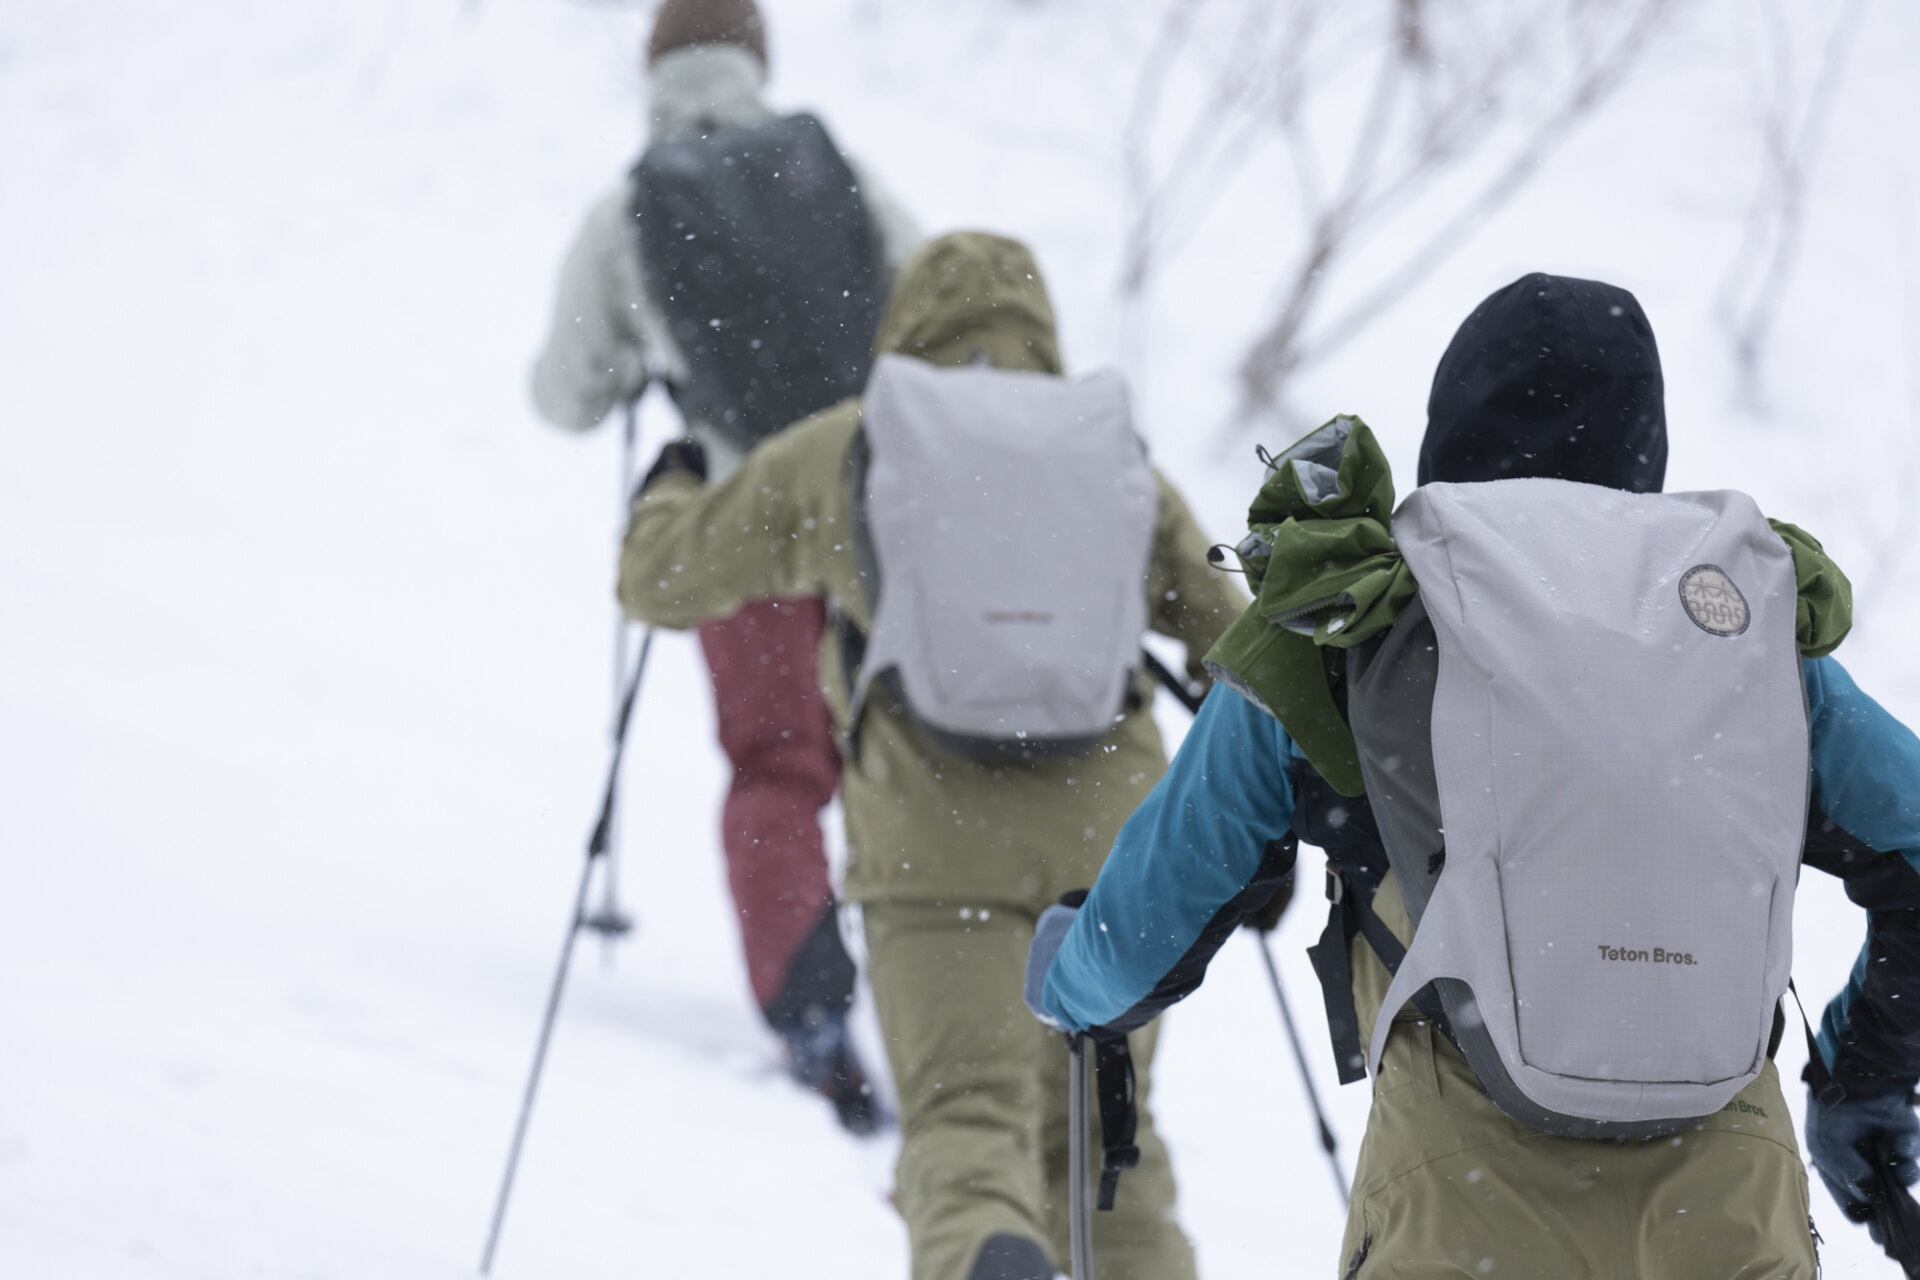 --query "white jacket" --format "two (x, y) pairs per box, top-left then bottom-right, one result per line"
(530, 45), (924, 479)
